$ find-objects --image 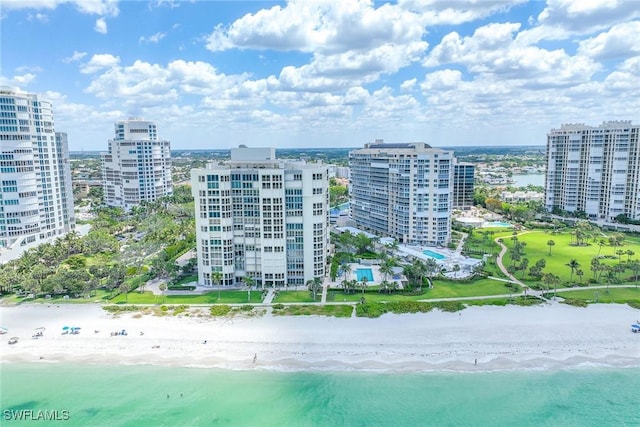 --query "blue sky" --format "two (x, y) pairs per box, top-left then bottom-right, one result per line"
(1, 0), (639, 151)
